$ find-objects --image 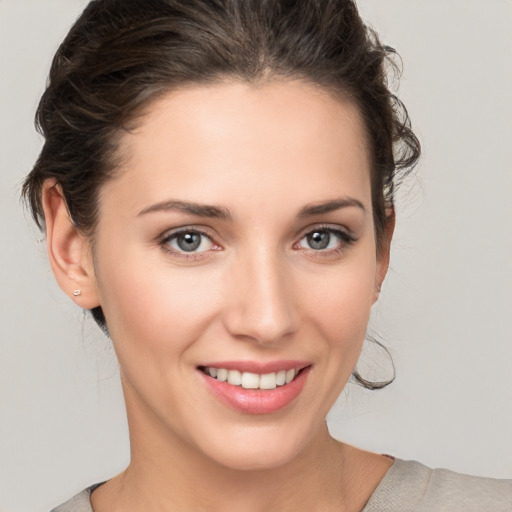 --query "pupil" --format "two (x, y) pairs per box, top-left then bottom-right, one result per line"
(308, 231), (330, 250)
(177, 232), (201, 251)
